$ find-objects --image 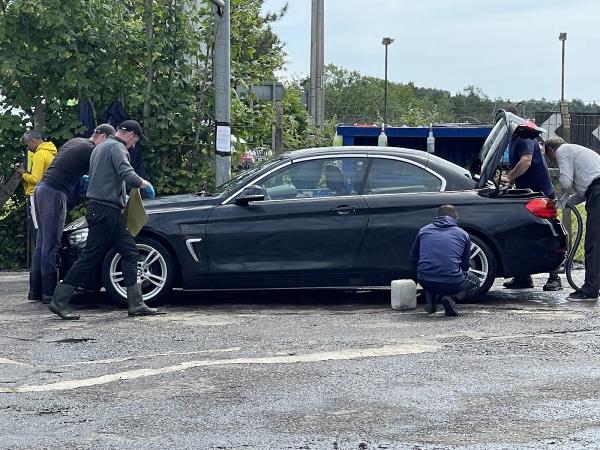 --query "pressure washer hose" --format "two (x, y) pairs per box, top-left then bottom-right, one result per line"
(564, 202), (584, 291)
